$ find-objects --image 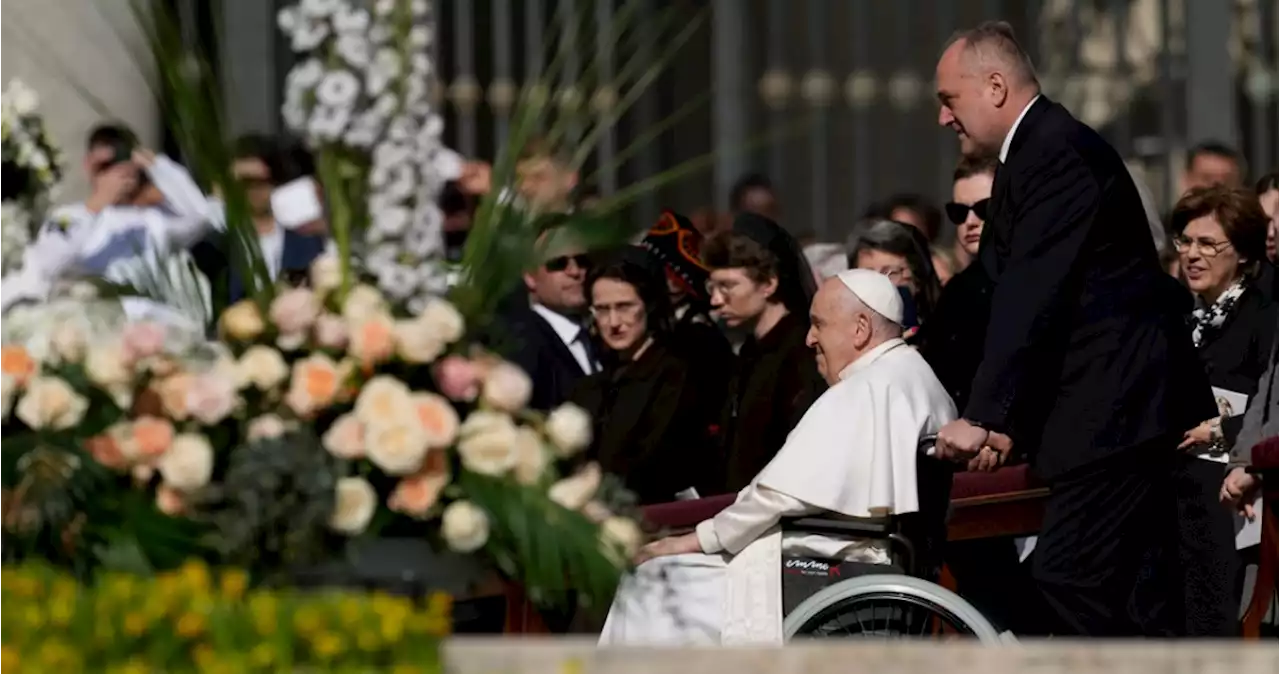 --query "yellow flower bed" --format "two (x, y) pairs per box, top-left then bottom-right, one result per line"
(1, 562), (451, 673)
